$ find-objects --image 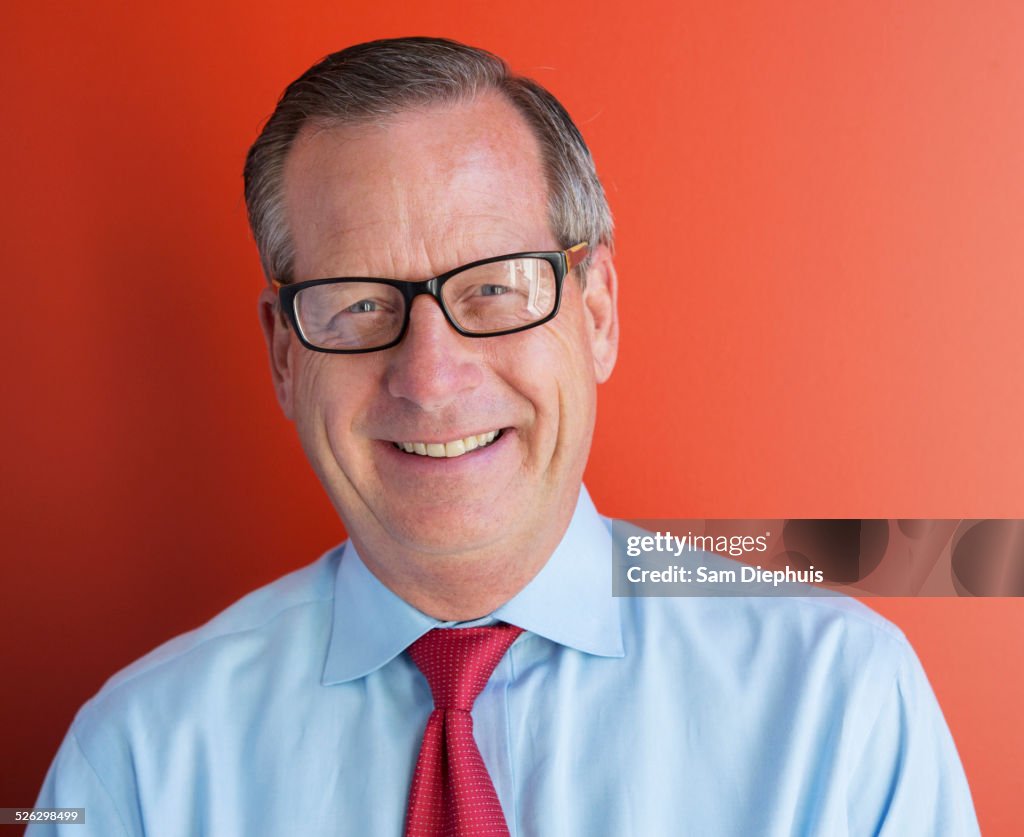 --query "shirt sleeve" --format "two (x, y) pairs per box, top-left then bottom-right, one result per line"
(847, 638), (980, 837)
(28, 728), (131, 837)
